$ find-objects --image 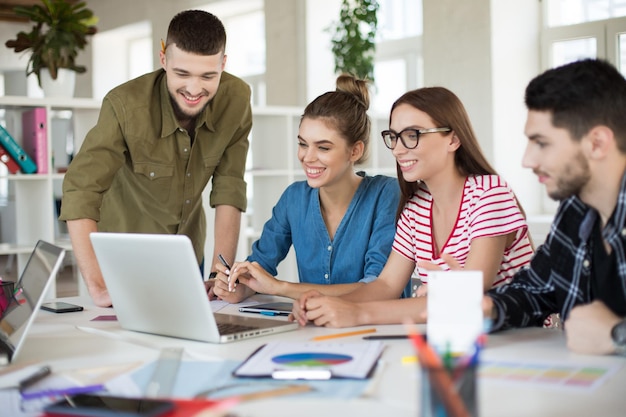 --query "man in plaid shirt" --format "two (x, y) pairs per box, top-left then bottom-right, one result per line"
(486, 59), (626, 355)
